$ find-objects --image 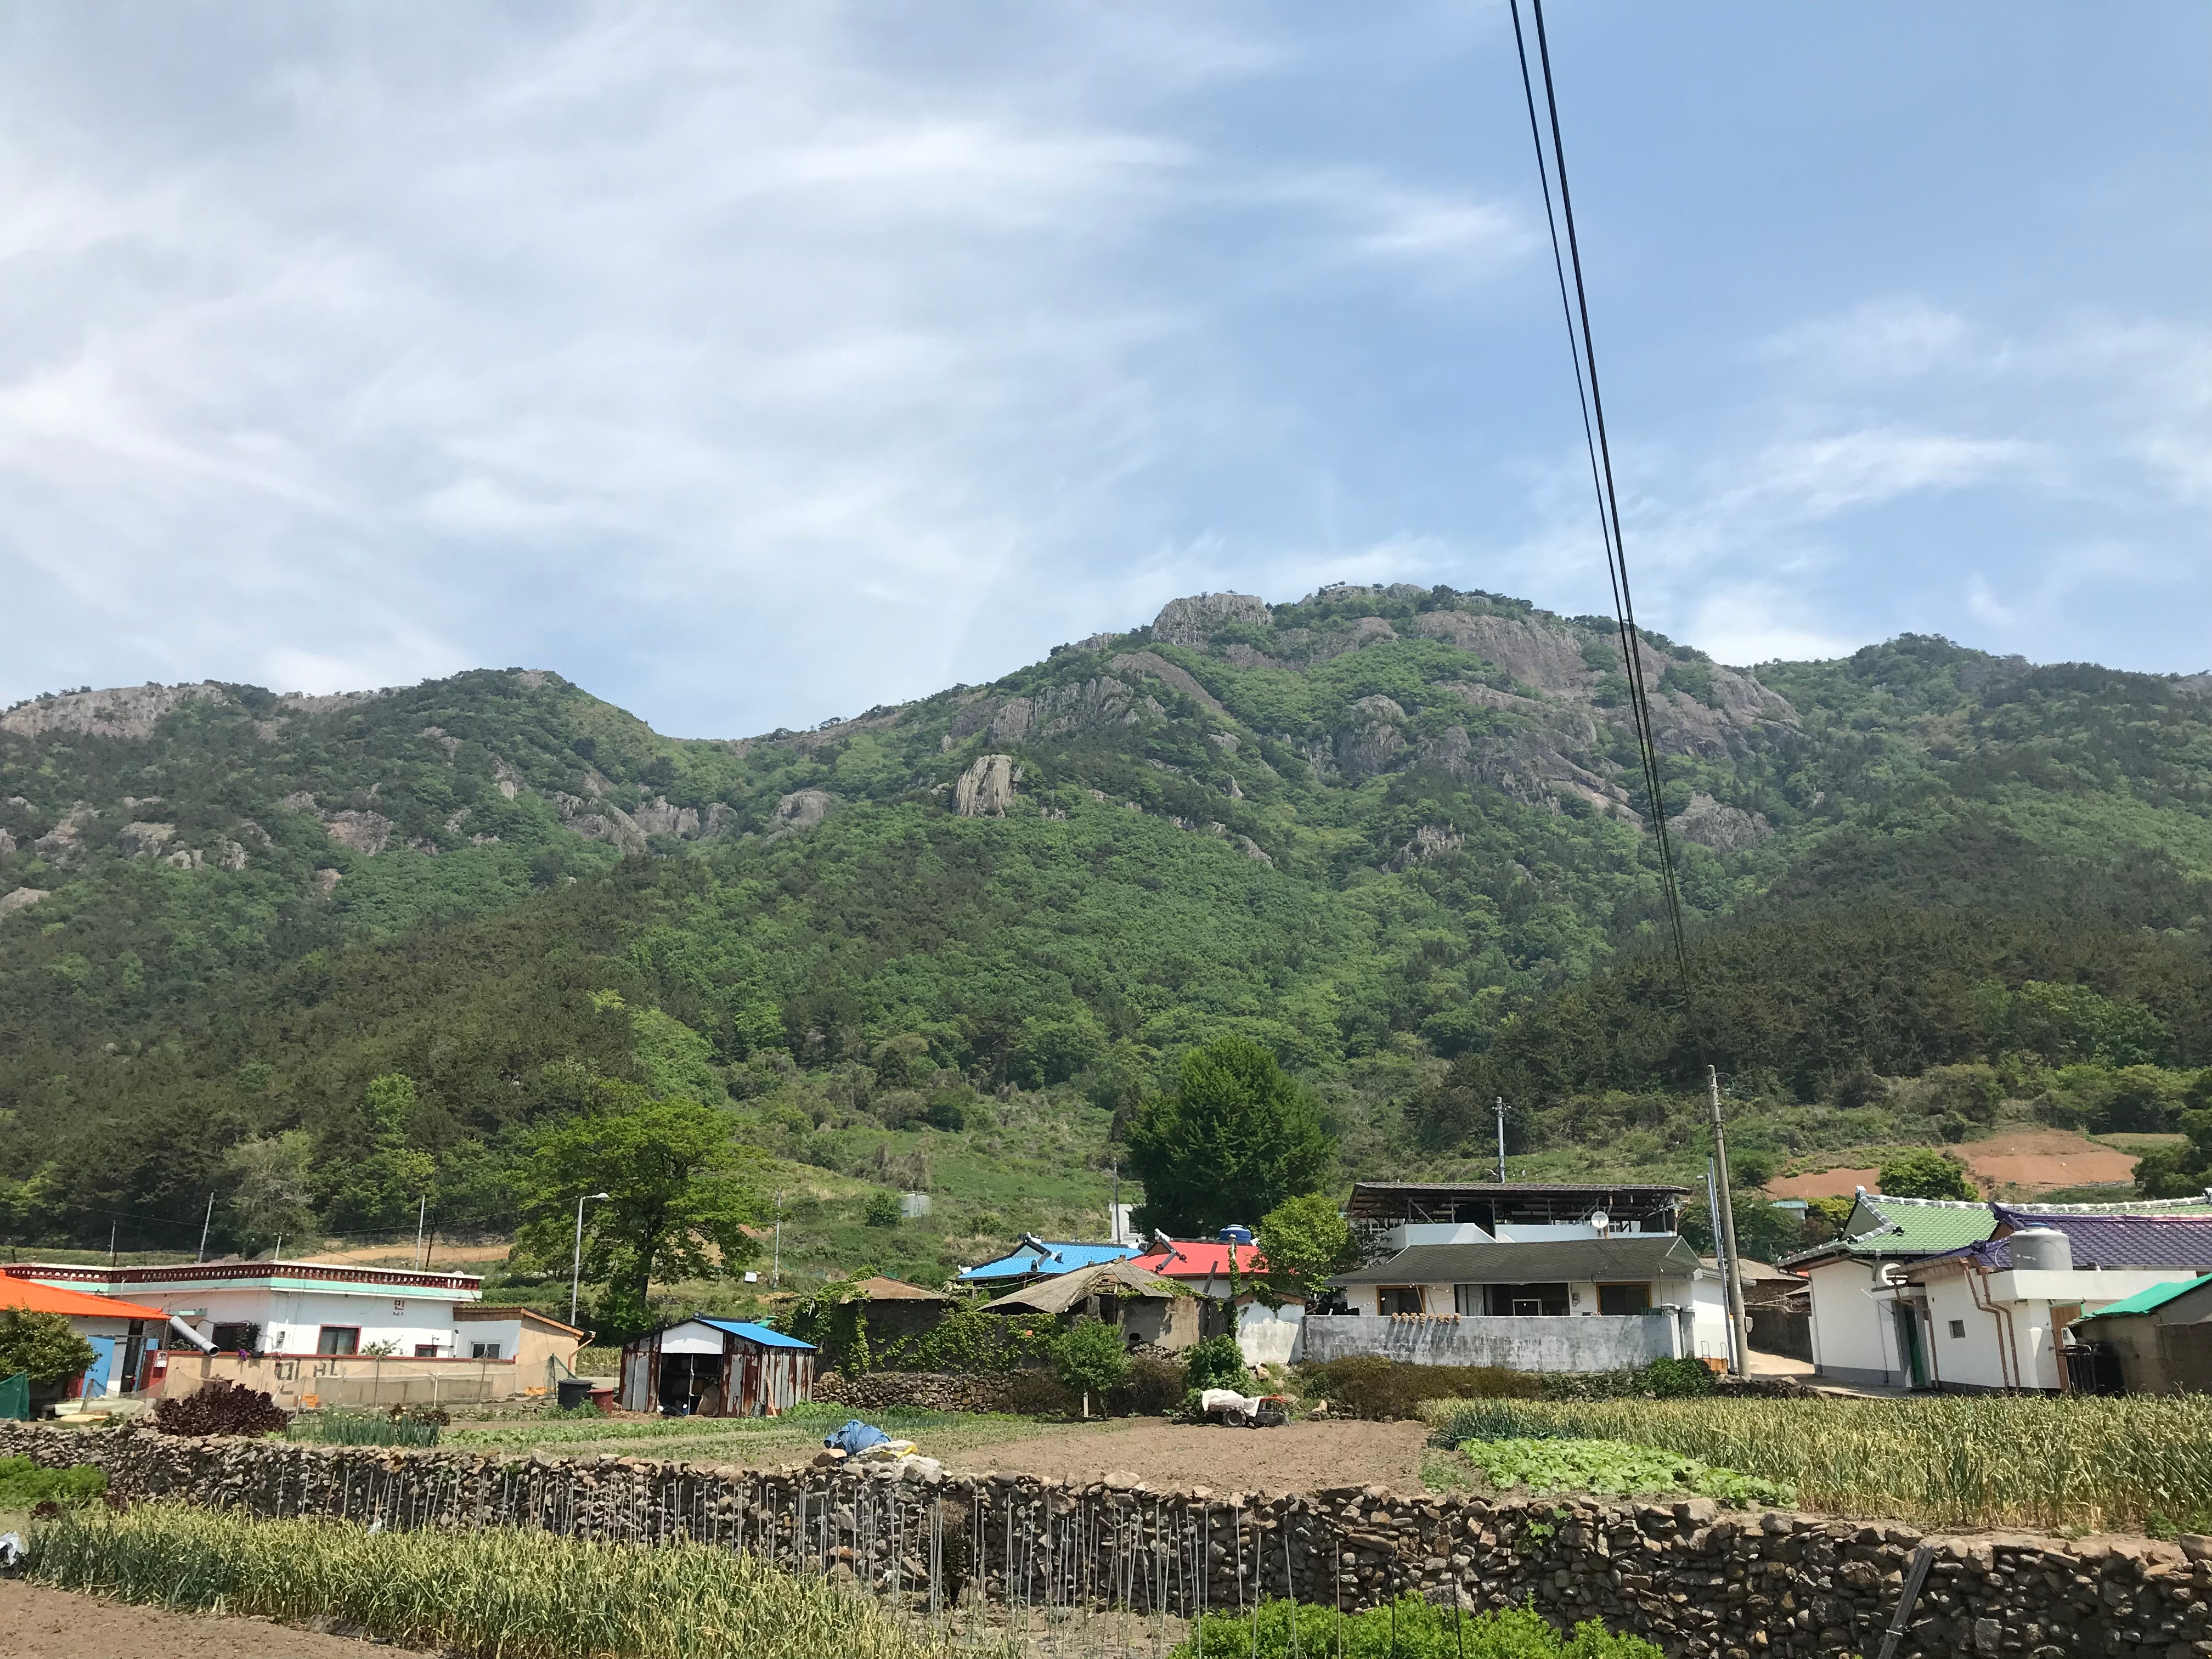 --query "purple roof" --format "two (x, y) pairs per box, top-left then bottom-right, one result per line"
(1952, 1206), (2212, 1272)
